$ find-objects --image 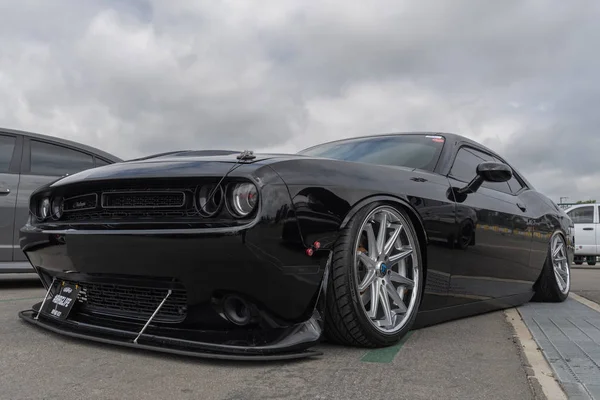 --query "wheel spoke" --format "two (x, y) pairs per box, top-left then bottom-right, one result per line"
(555, 265), (568, 280)
(379, 286), (393, 327)
(365, 224), (377, 259)
(385, 279), (407, 312)
(360, 285), (371, 305)
(554, 268), (566, 290)
(359, 269), (377, 292)
(383, 224), (403, 257)
(367, 281), (380, 319)
(376, 212), (387, 255)
(389, 248), (413, 264)
(553, 242), (563, 258)
(389, 270), (415, 288)
(357, 252), (376, 270)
